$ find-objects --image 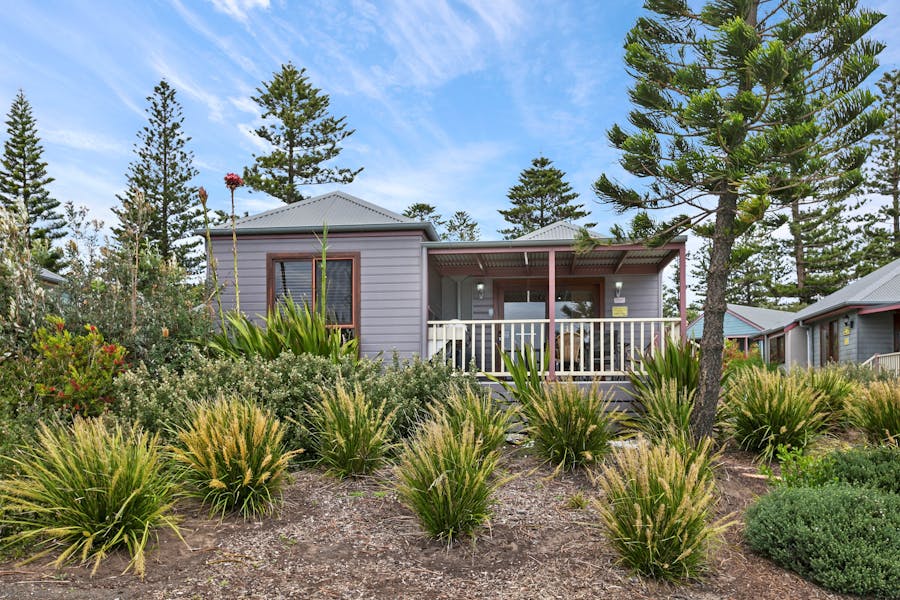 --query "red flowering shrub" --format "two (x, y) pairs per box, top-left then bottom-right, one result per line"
(32, 316), (128, 416)
(224, 172), (244, 191)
